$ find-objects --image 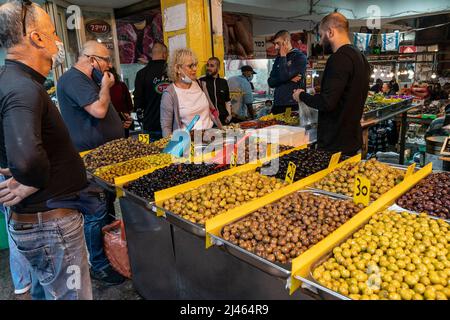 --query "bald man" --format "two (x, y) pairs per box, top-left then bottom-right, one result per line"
(57, 41), (125, 286)
(134, 42), (170, 139)
(294, 12), (370, 156)
(0, 1), (91, 299)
